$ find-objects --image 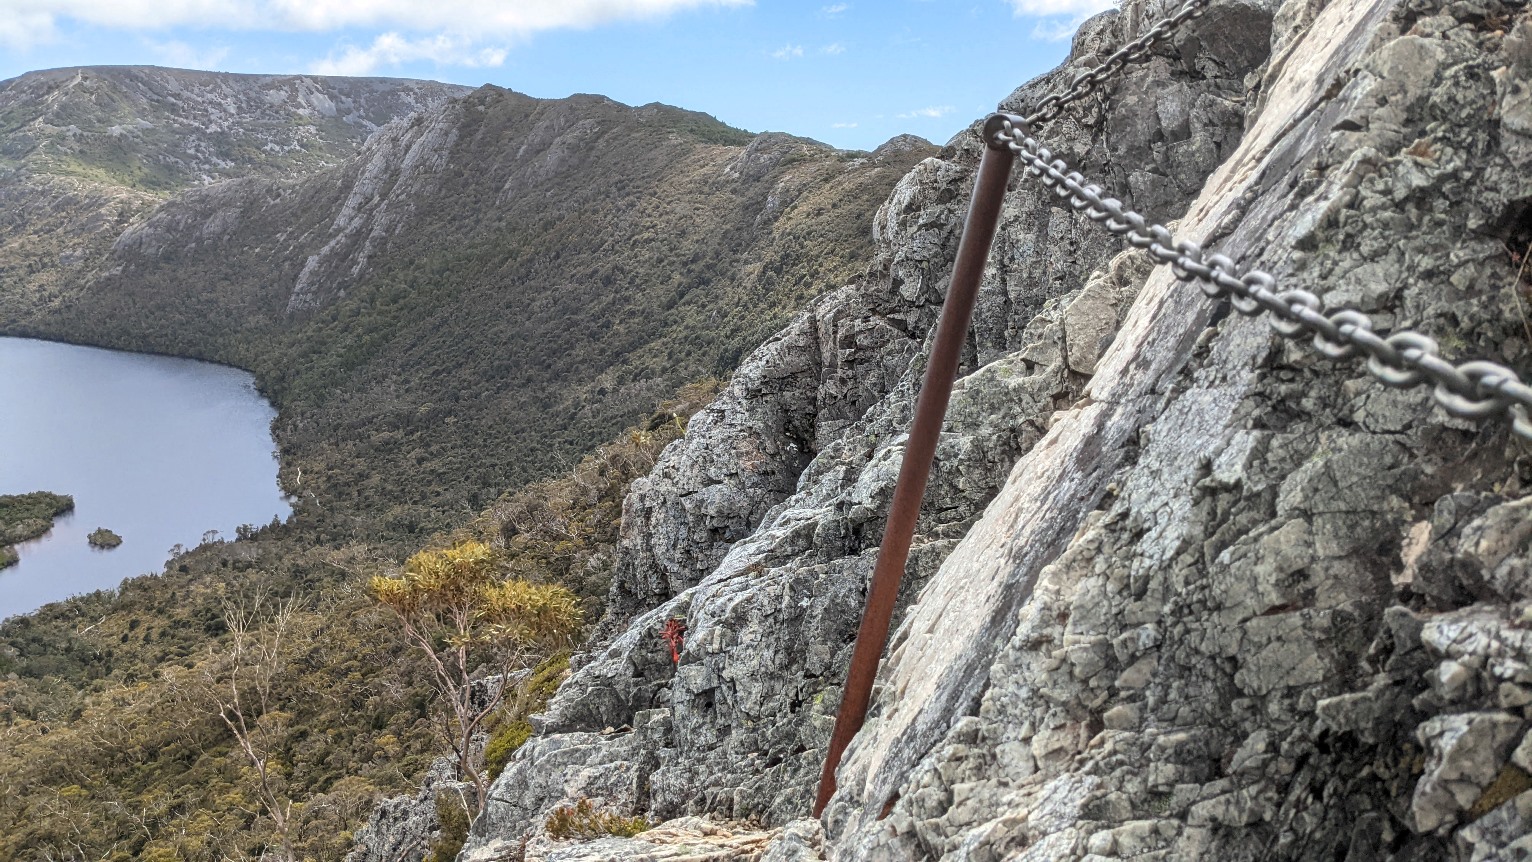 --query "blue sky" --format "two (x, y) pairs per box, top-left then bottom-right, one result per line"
(0, 0), (1112, 151)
